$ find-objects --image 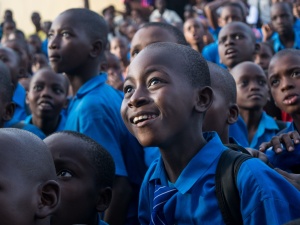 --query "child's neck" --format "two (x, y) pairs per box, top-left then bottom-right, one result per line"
(160, 132), (207, 183)
(32, 115), (60, 136)
(280, 31), (295, 48)
(190, 42), (204, 53)
(239, 108), (263, 143)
